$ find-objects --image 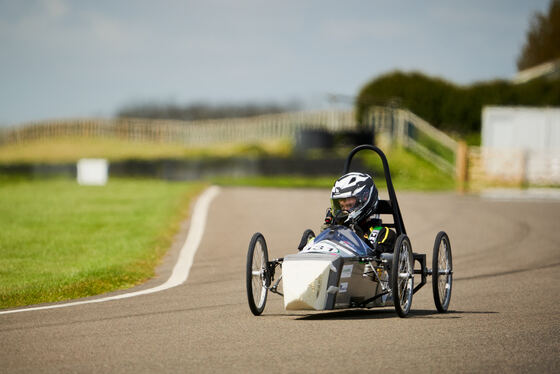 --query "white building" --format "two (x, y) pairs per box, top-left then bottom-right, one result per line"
(481, 106), (560, 184)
